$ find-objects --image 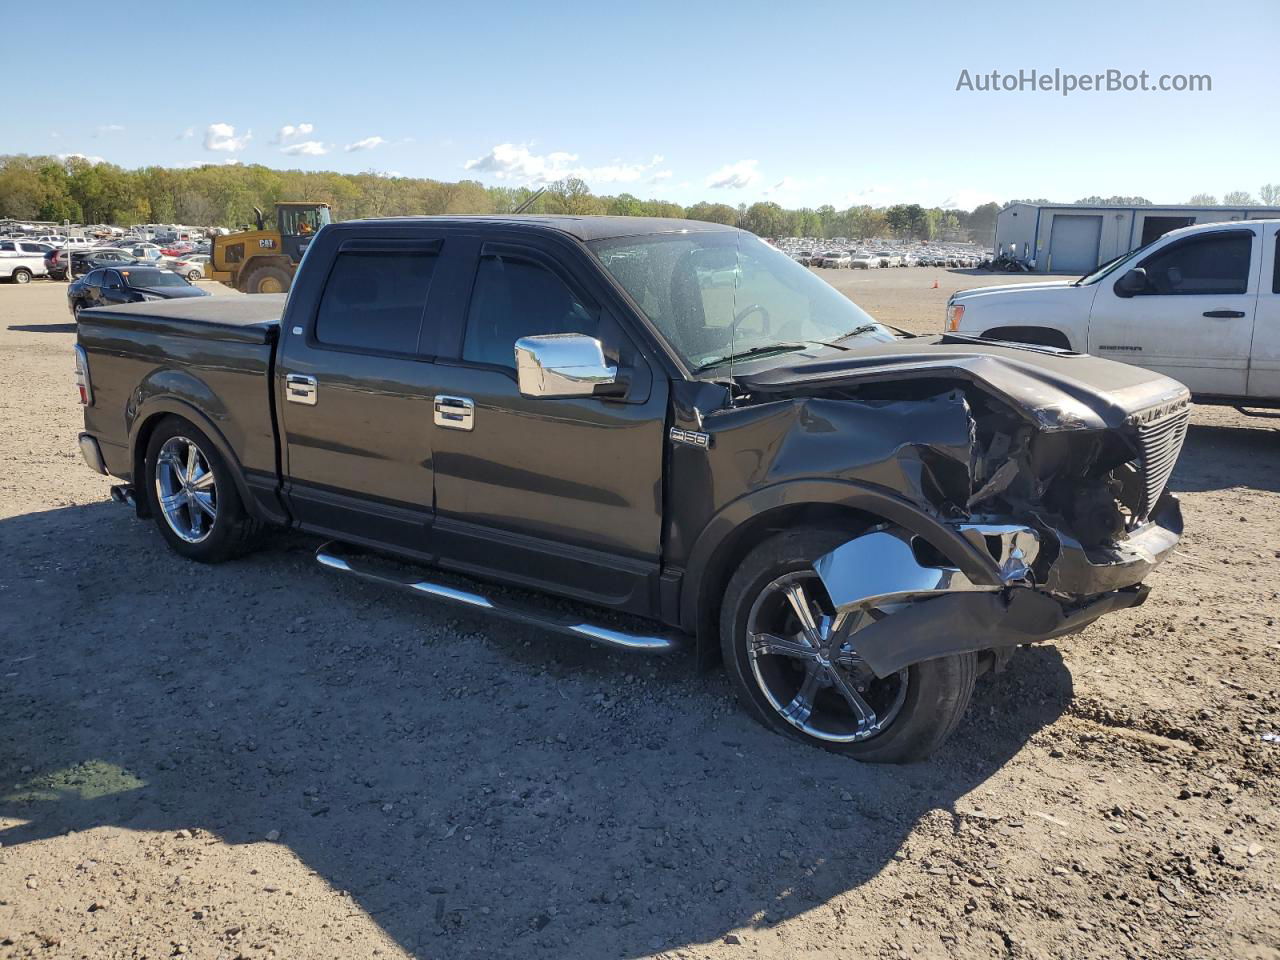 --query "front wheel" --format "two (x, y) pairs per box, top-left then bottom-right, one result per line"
(186, 270), (202, 282)
(721, 528), (977, 763)
(144, 417), (262, 563)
